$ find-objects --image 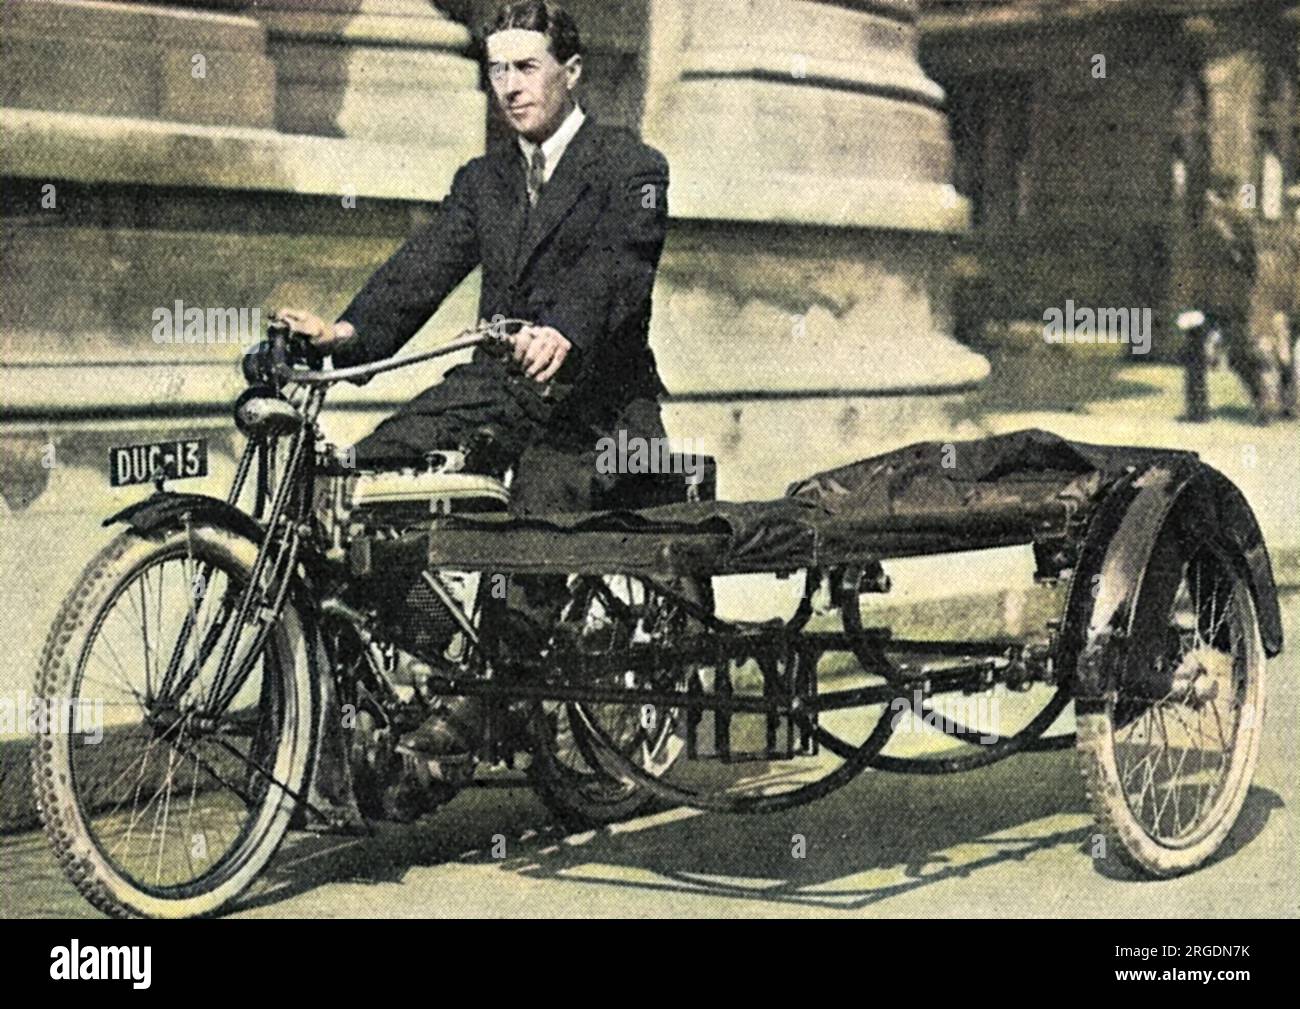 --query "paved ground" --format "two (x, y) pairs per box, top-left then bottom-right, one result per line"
(4, 593), (1296, 919)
